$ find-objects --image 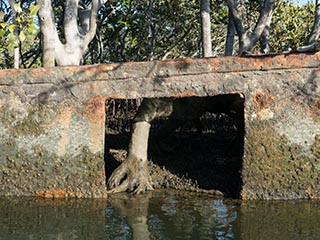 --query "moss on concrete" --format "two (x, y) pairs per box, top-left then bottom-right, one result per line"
(242, 120), (320, 200)
(311, 135), (320, 160)
(1, 104), (55, 136)
(0, 139), (106, 198)
(0, 100), (108, 198)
